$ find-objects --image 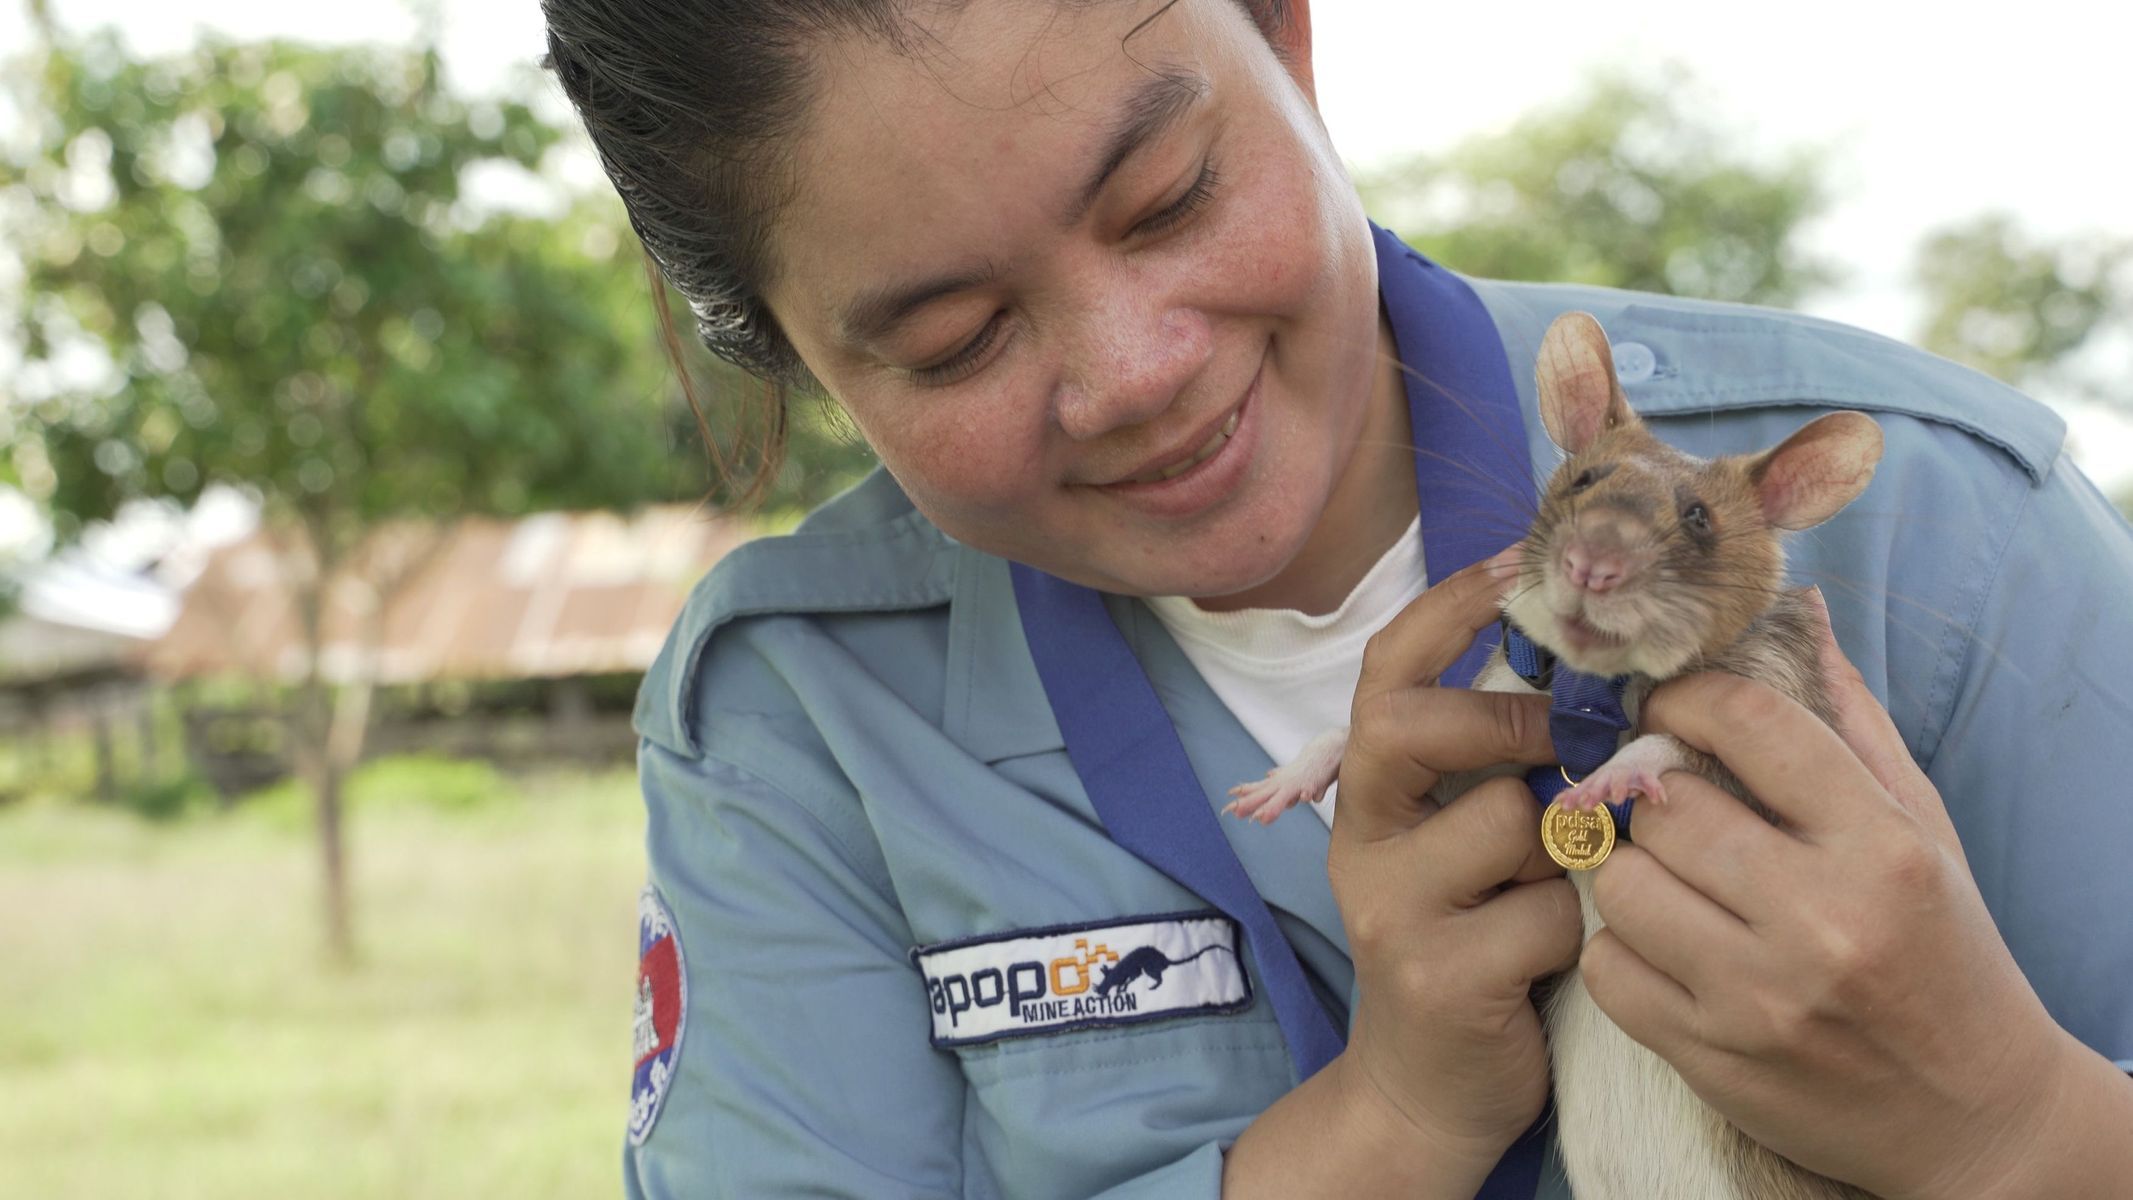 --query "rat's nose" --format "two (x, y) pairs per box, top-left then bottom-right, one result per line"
(1561, 517), (1650, 594)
